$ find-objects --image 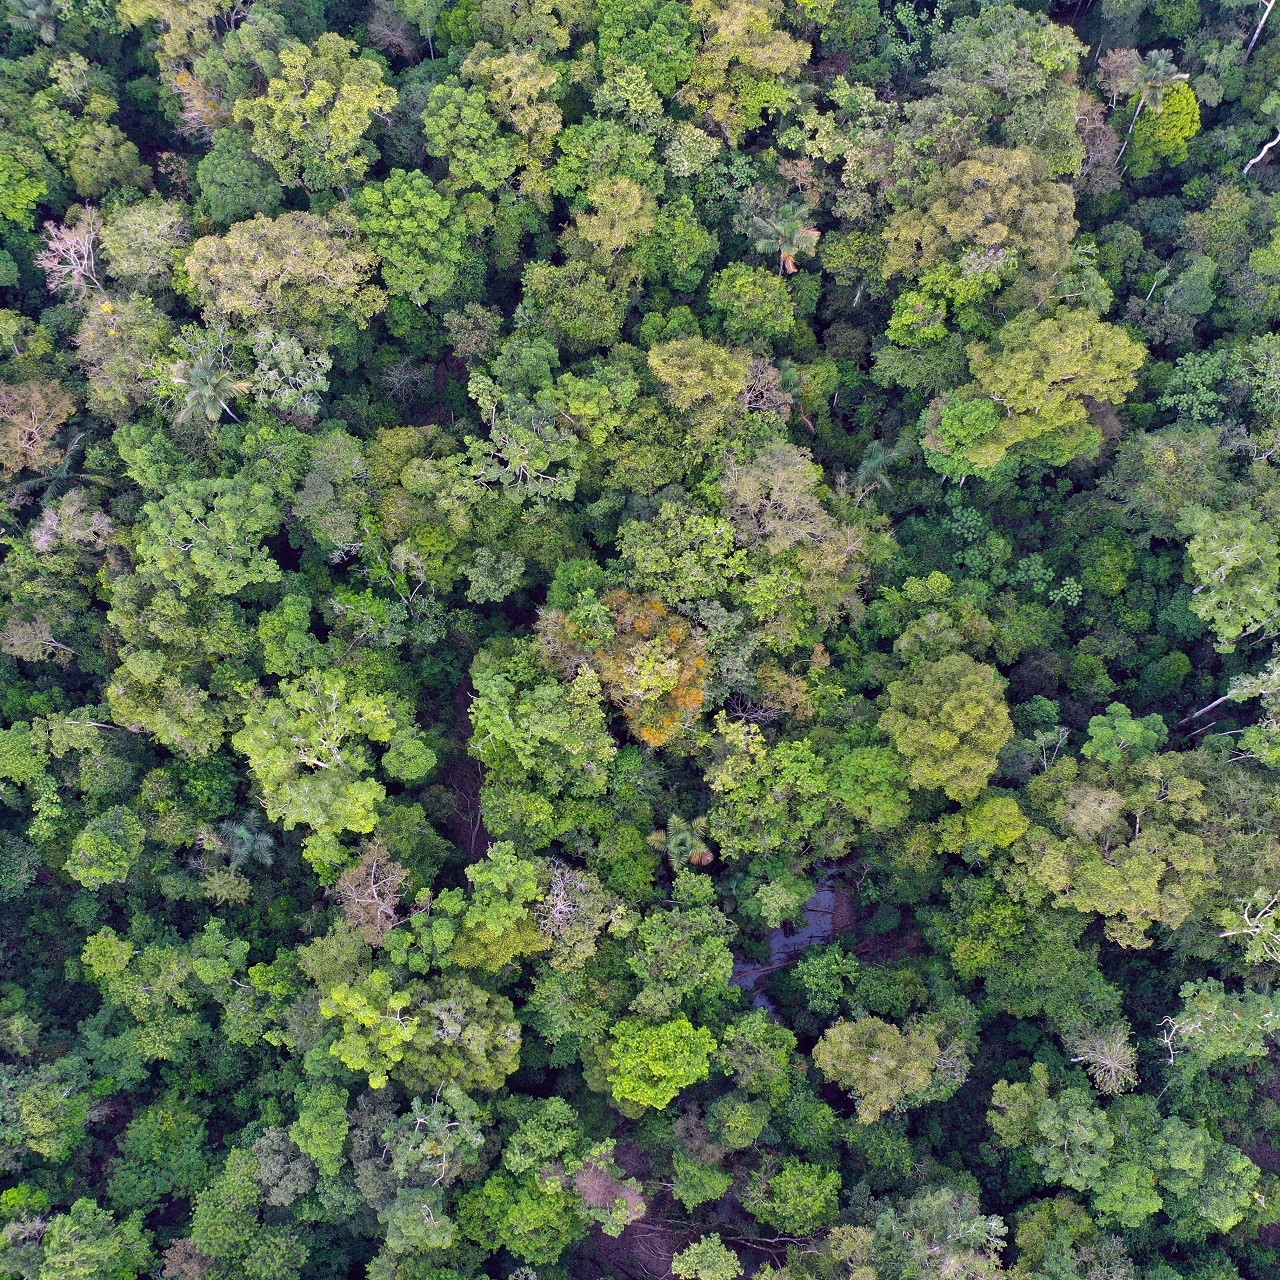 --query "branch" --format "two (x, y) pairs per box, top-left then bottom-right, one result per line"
(1245, 125), (1280, 176)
